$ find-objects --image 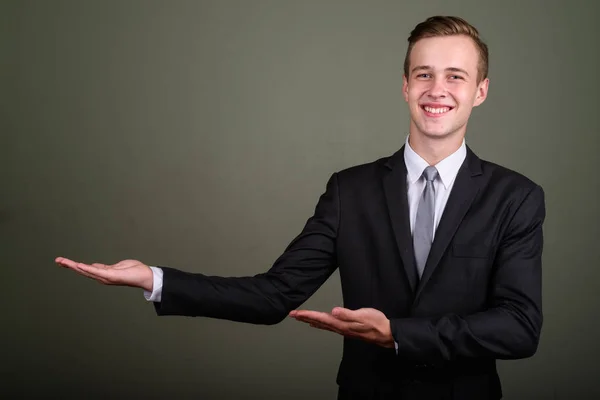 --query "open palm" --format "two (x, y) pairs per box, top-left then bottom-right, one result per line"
(55, 257), (153, 291)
